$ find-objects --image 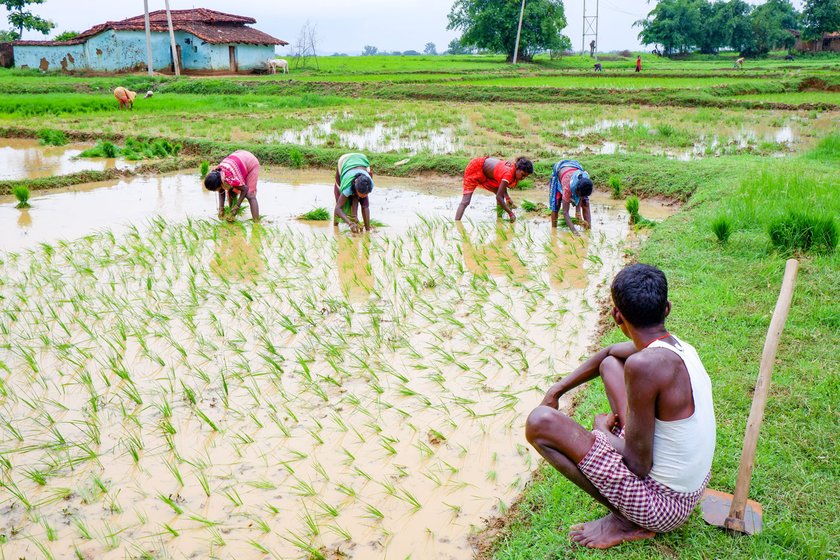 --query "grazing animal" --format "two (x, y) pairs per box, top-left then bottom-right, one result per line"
(266, 58), (289, 74)
(144, 90), (154, 99)
(114, 87), (137, 110)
